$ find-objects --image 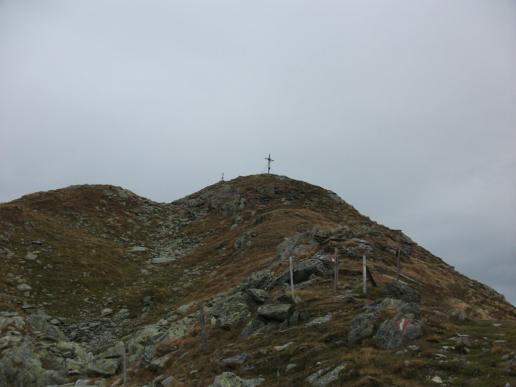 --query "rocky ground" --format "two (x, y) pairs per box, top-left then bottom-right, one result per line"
(0, 174), (515, 386)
